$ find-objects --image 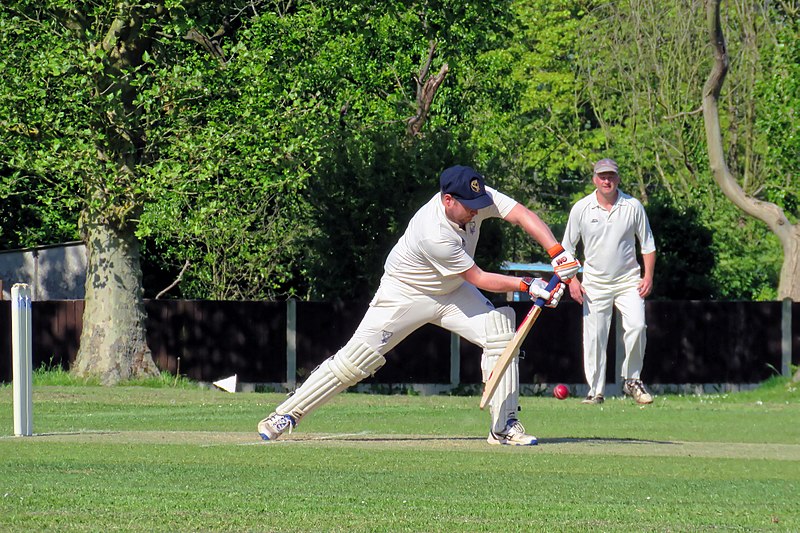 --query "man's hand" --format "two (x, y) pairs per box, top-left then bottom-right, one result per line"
(638, 275), (654, 298)
(547, 244), (581, 280)
(568, 277), (585, 305)
(520, 277), (565, 308)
